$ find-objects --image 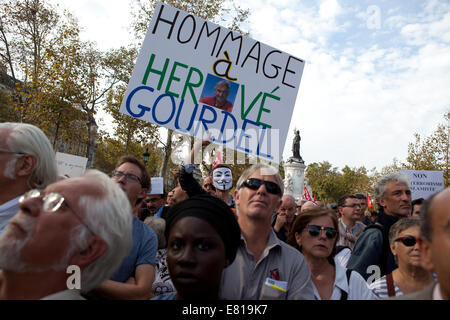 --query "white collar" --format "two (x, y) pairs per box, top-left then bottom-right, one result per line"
(0, 195), (21, 211)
